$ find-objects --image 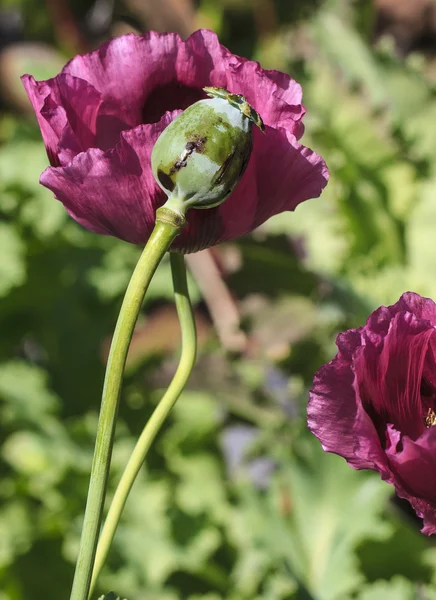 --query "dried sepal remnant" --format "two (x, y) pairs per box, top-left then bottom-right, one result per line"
(308, 292), (436, 535)
(203, 86), (265, 131)
(22, 29), (328, 253)
(424, 408), (436, 428)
